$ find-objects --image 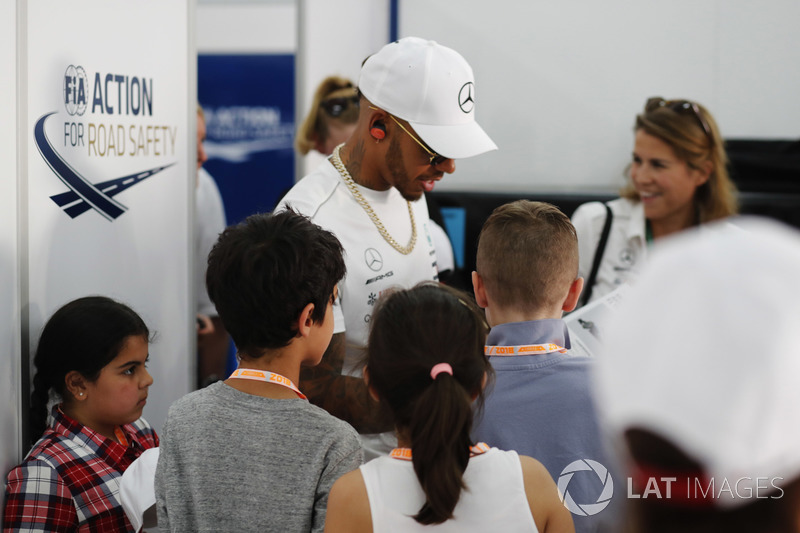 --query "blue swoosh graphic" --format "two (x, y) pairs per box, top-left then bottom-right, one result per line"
(35, 112), (157, 221)
(50, 163), (176, 218)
